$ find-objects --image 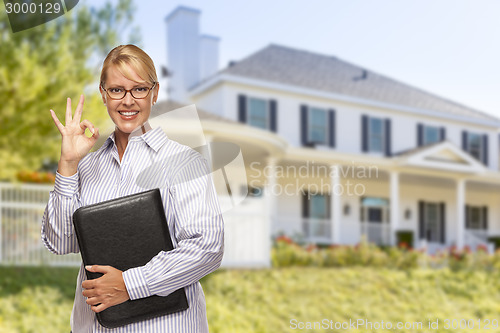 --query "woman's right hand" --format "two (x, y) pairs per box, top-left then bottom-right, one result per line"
(50, 95), (100, 177)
